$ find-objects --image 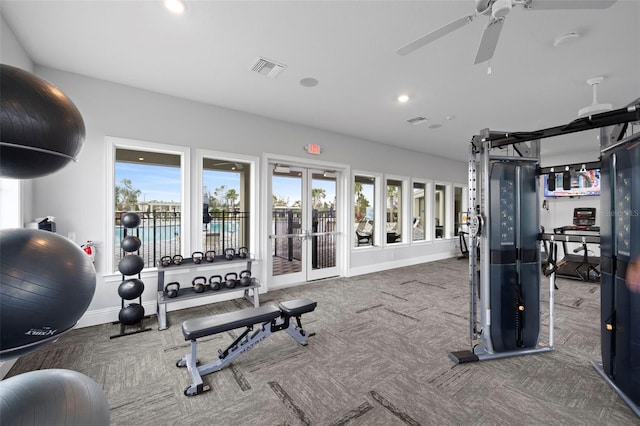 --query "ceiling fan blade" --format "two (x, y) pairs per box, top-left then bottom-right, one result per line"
(524, 0), (616, 10)
(396, 14), (475, 56)
(474, 18), (505, 64)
